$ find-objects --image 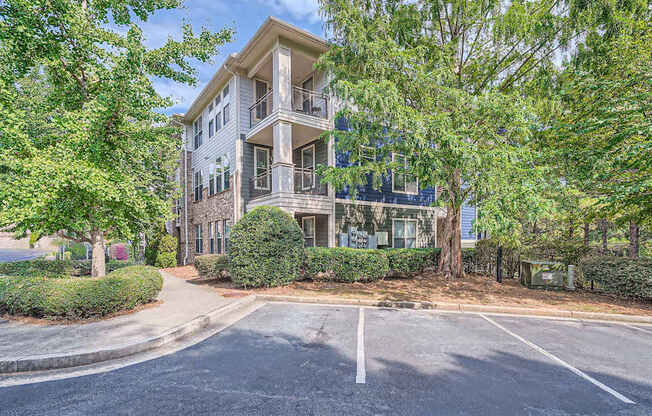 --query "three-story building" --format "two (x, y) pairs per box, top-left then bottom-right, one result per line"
(173, 17), (478, 264)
